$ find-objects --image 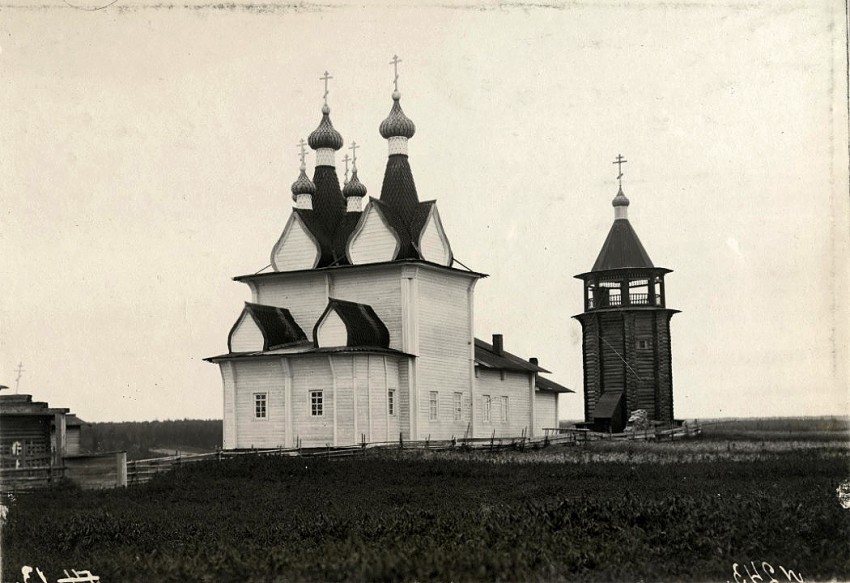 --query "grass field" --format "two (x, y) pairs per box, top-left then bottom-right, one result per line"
(2, 417), (848, 582)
